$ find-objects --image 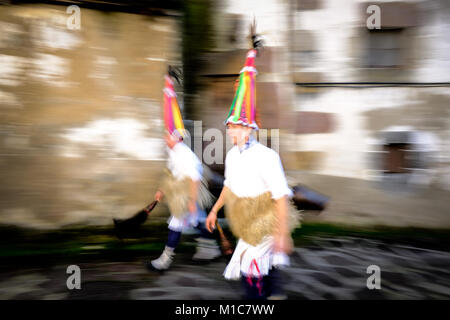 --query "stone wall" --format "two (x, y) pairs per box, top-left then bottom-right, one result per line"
(0, 4), (180, 228)
(289, 0), (450, 191)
